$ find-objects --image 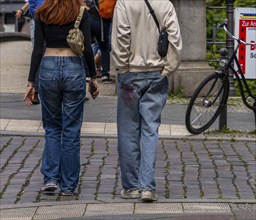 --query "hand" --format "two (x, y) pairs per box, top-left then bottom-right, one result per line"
(24, 83), (34, 107)
(88, 79), (99, 99)
(15, 10), (23, 19)
(161, 72), (168, 78)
